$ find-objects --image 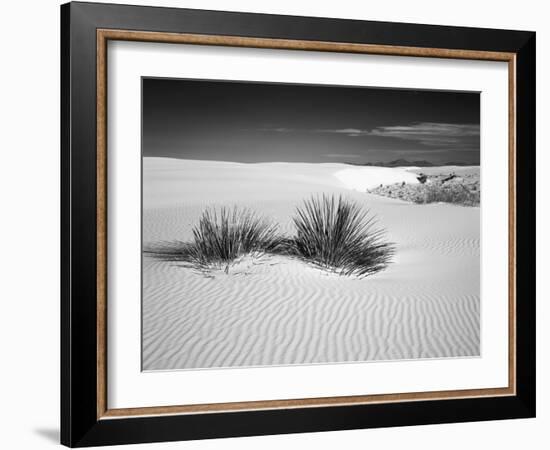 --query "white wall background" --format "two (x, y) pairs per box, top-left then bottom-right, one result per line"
(0, 0), (546, 448)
